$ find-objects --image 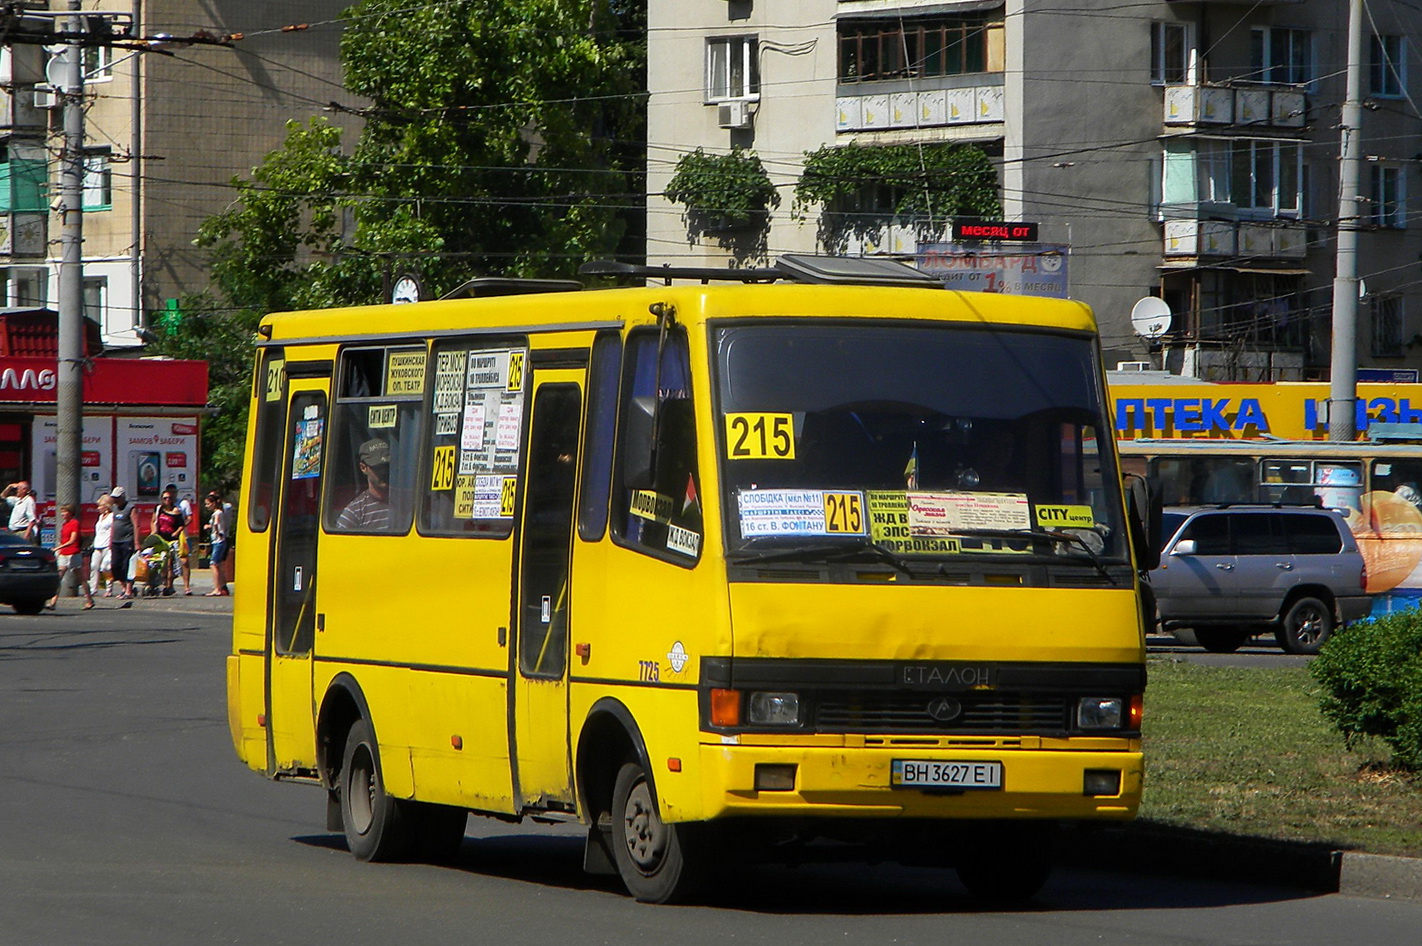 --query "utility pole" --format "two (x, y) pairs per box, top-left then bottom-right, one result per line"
(55, 0), (85, 513)
(1329, 0), (1365, 442)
